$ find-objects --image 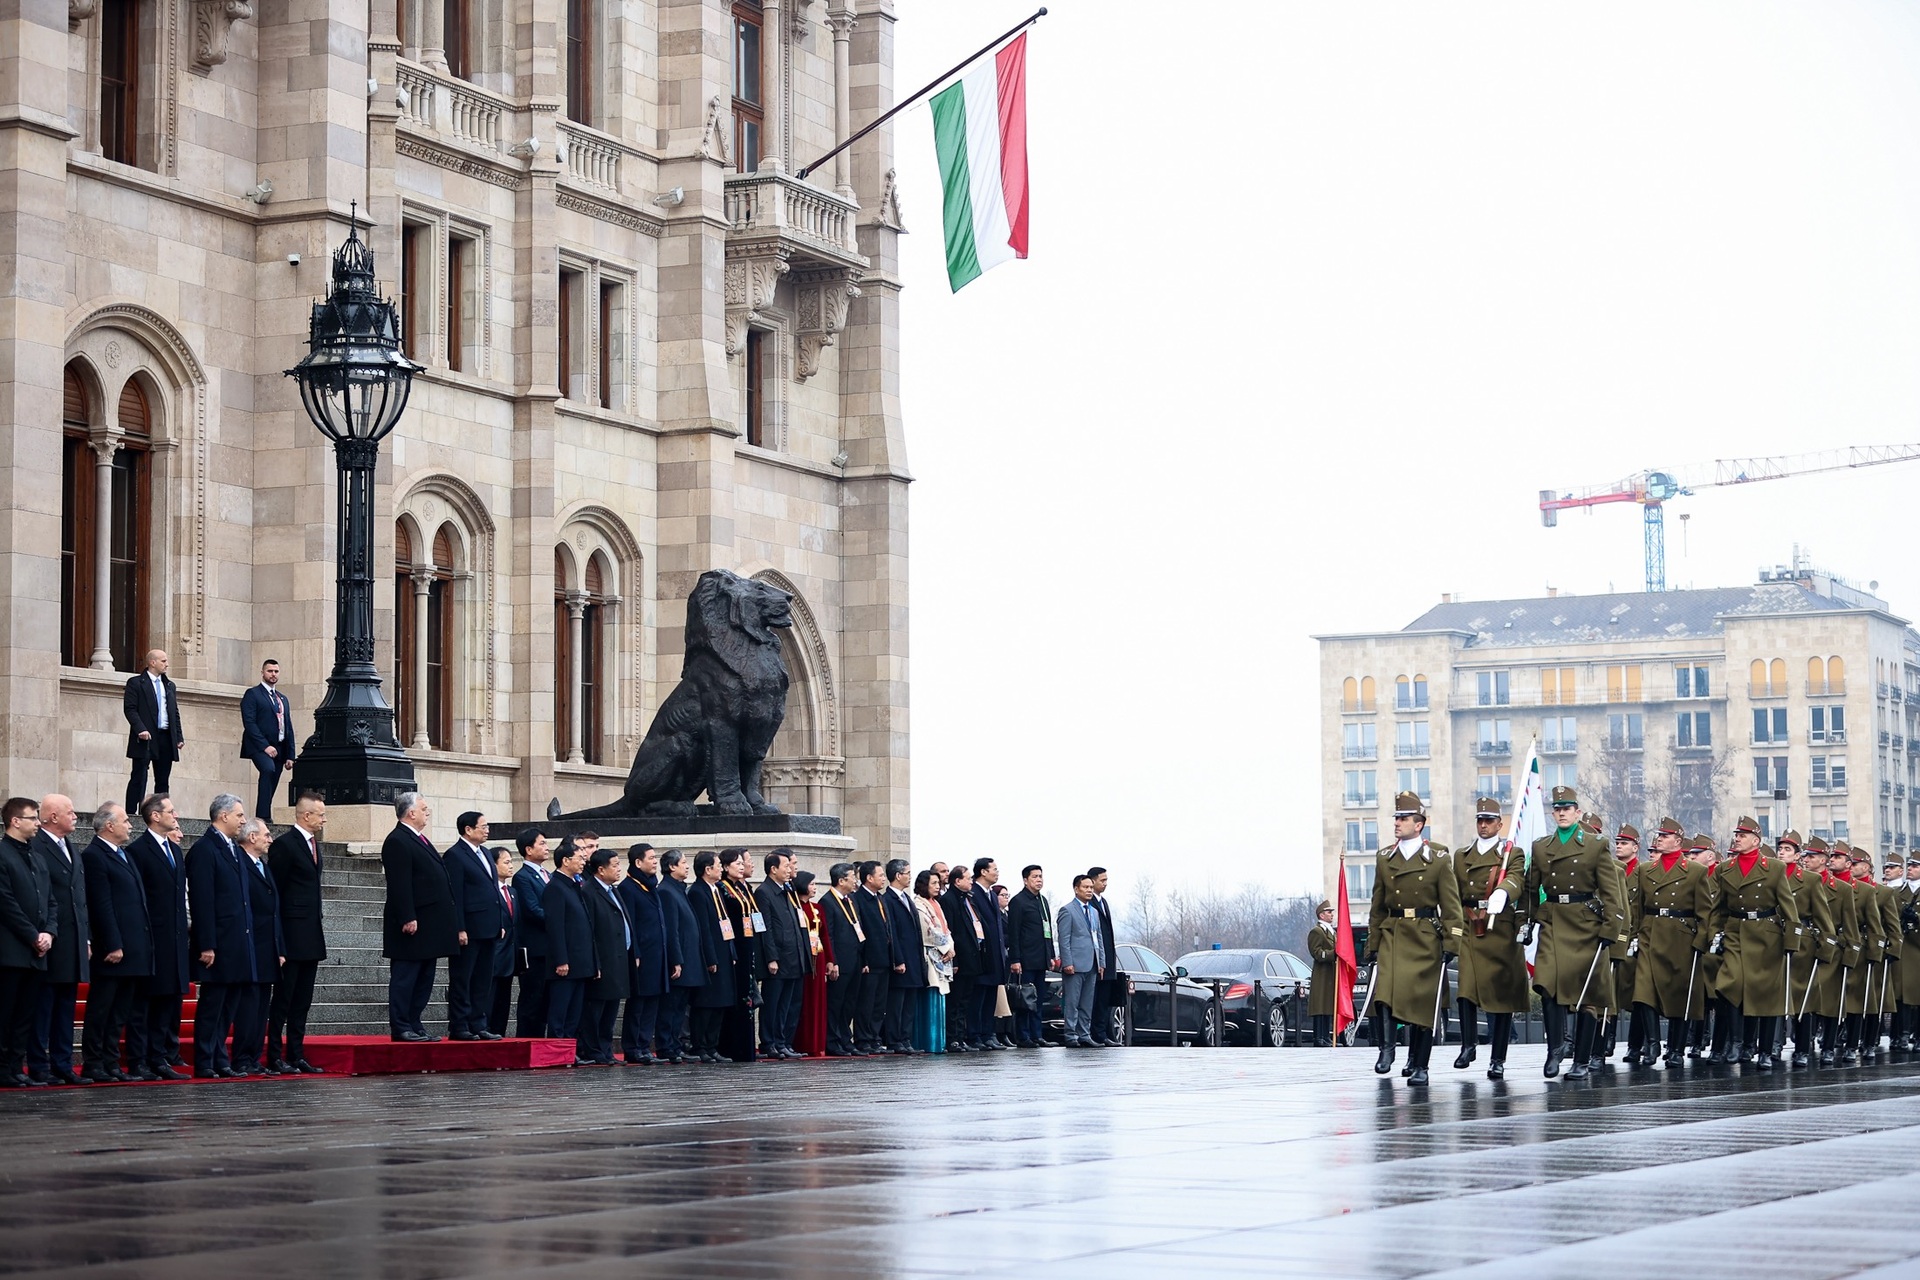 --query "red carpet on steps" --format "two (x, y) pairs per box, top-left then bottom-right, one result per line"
(302, 1035), (579, 1075)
